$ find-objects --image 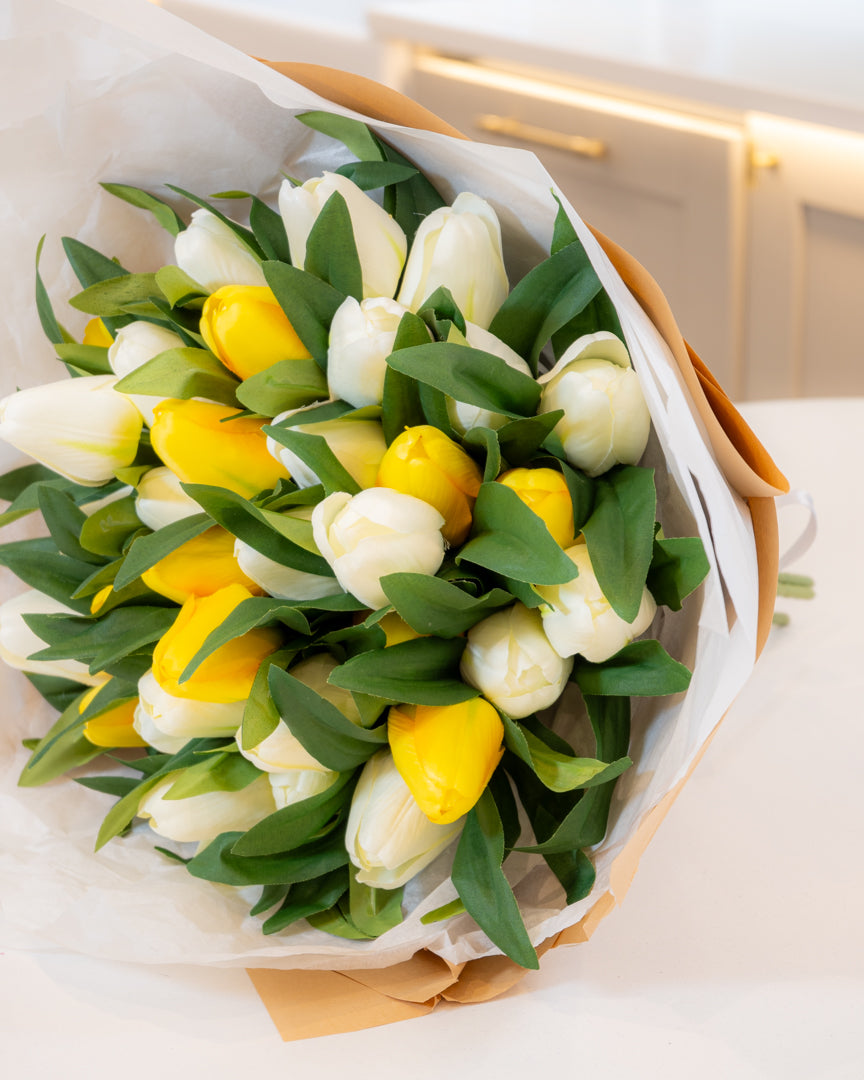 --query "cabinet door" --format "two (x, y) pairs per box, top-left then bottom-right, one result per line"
(745, 115), (864, 399)
(404, 57), (748, 394)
